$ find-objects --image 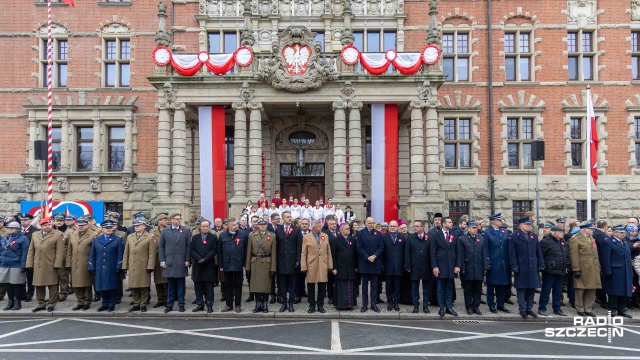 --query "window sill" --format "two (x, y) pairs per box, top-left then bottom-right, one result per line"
(97, 2), (132, 6)
(569, 169), (587, 175)
(34, 2), (70, 7)
(22, 171), (135, 178)
(567, 81), (603, 86)
(442, 82), (477, 87)
(98, 87), (132, 91)
(505, 169), (536, 175)
(631, 80), (640, 86)
(503, 82), (540, 86)
(443, 169), (477, 175)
